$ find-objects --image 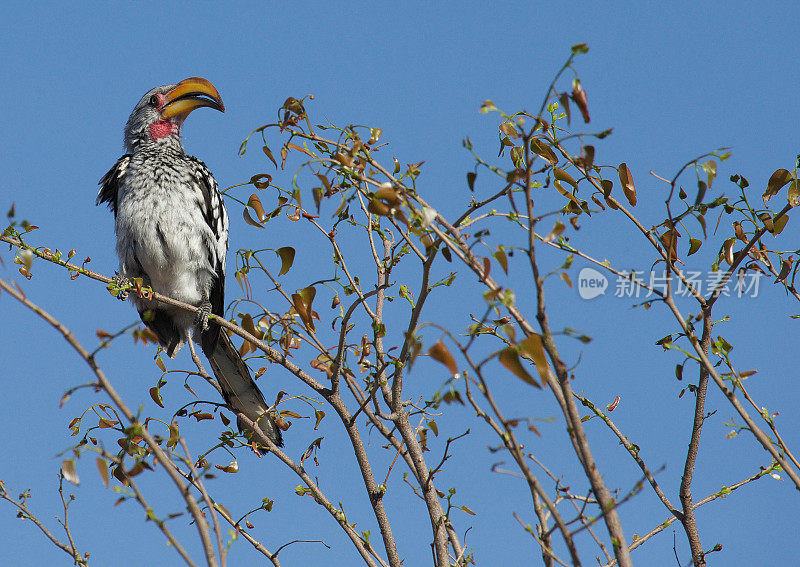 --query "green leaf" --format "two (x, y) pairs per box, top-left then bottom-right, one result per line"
(398, 284), (415, 307)
(694, 180), (707, 206)
(758, 212), (774, 233)
(554, 167), (578, 188)
(530, 138), (558, 165)
(479, 100), (497, 114)
(167, 424), (180, 450)
(467, 172), (477, 191)
(519, 334), (548, 387)
(543, 221), (565, 243)
(763, 168), (793, 205)
(368, 127), (382, 143)
(499, 347), (538, 387)
(275, 247), (296, 276)
(702, 160), (717, 188)
(688, 238), (702, 255)
(510, 146), (524, 168)
(313, 186), (324, 212)
(712, 335), (733, 356)
(788, 180), (800, 207)
(697, 214), (707, 237)
(149, 387), (164, 408)
(571, 43), (589, 54)
(493, 248), (508, 275)
(773, 212), (789, 234)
